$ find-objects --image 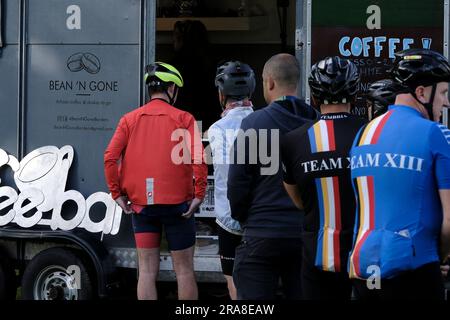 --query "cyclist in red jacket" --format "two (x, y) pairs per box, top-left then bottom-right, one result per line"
(104, 62), (207, 300)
